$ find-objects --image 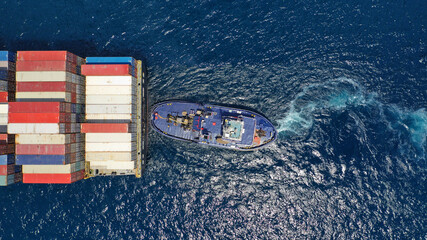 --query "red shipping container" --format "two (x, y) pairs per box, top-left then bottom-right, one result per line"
(17, 51), (77, 63)
(8, 113), (72, 123)
(23, 170), (85, 184)
(16, 82), (75, 92)
(0, 92), (7, 102)
(0, 144), (14, 154)
(80, 123), (130, 133)
(16, 61), (77, 73)
(81, 64), (132, 76)
(9, 102), (70, 113)
(16, 144), (71, 155)
(0, 164), (15, 175)
(0, 134), (15, 144)
(0, 92), (15, 102)
(0, 134), (6, 144)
